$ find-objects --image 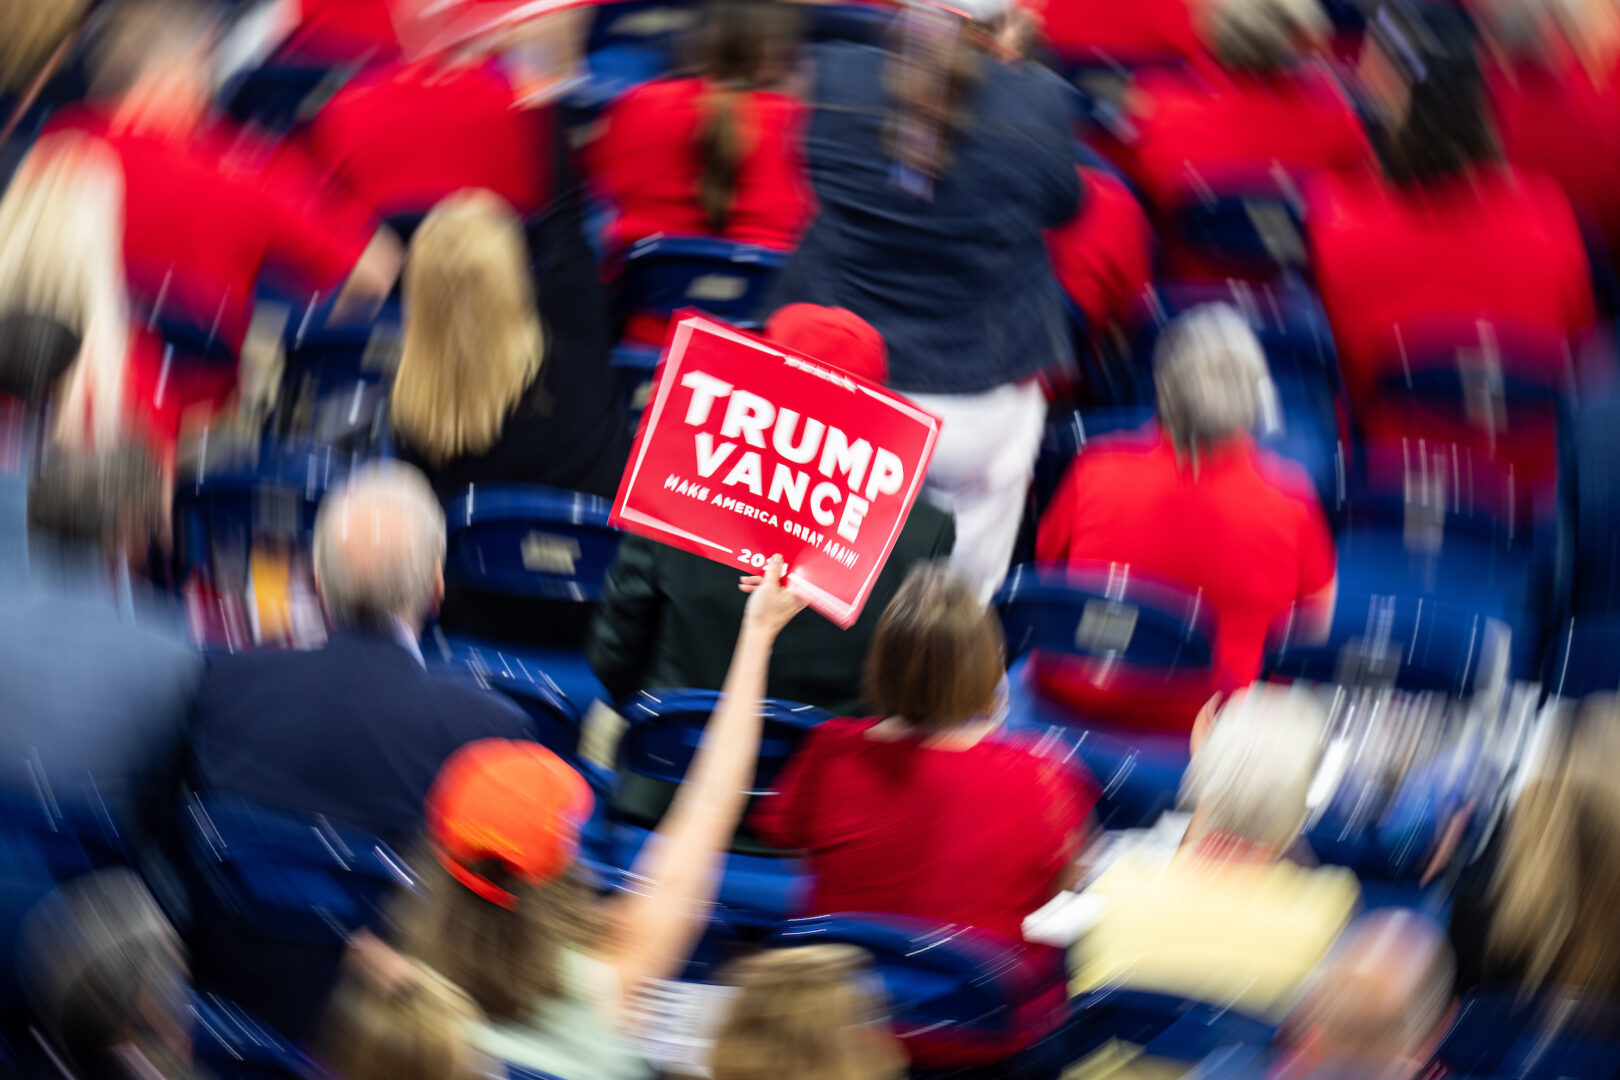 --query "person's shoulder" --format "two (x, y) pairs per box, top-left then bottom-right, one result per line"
(1247, 446), (1325, 507)
(803, 715), (883, 747)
